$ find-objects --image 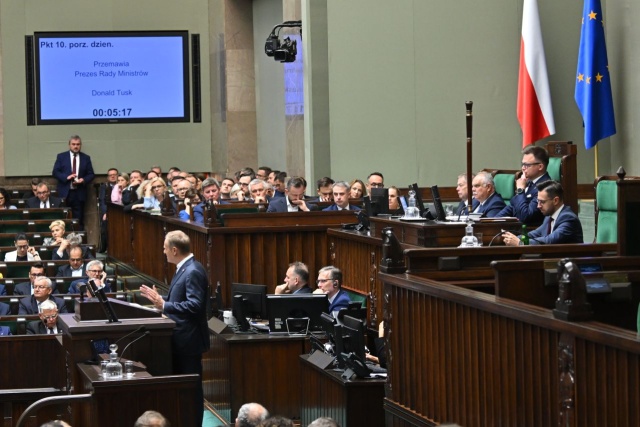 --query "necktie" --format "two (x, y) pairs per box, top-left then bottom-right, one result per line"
(48, 327), (54, 335)
(72, 153), (77, 175)
(547, 218), (554, 235)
